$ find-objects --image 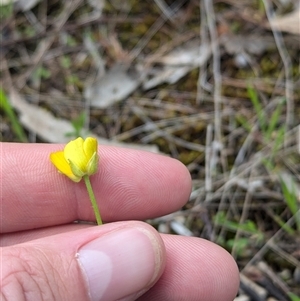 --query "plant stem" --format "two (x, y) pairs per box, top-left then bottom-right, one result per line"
(83, 175), (102, 225)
